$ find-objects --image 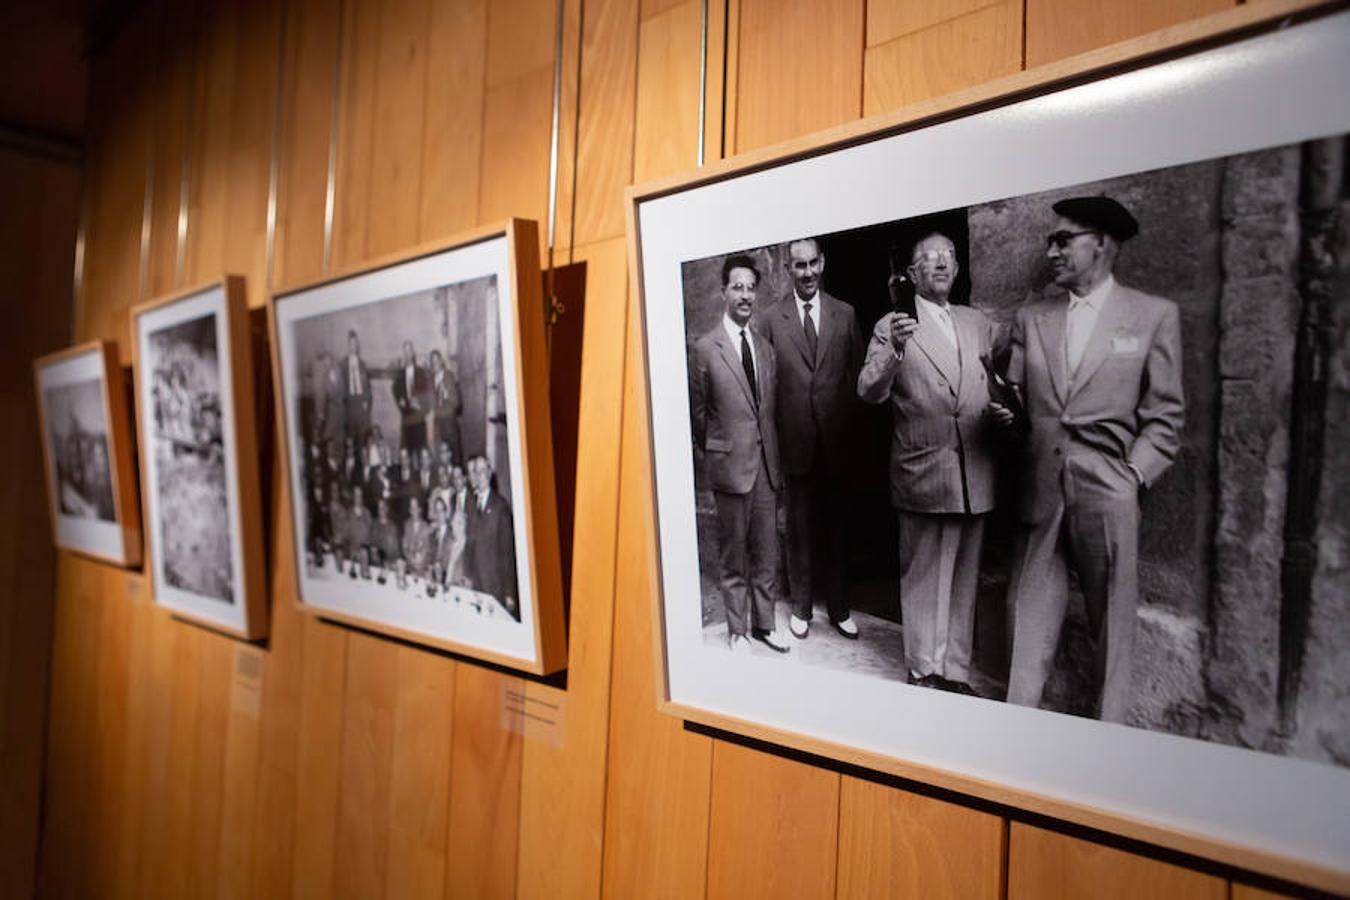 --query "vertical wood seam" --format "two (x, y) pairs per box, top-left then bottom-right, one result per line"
(264, 0), (290, 292)
(322, 0), (346, 274)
